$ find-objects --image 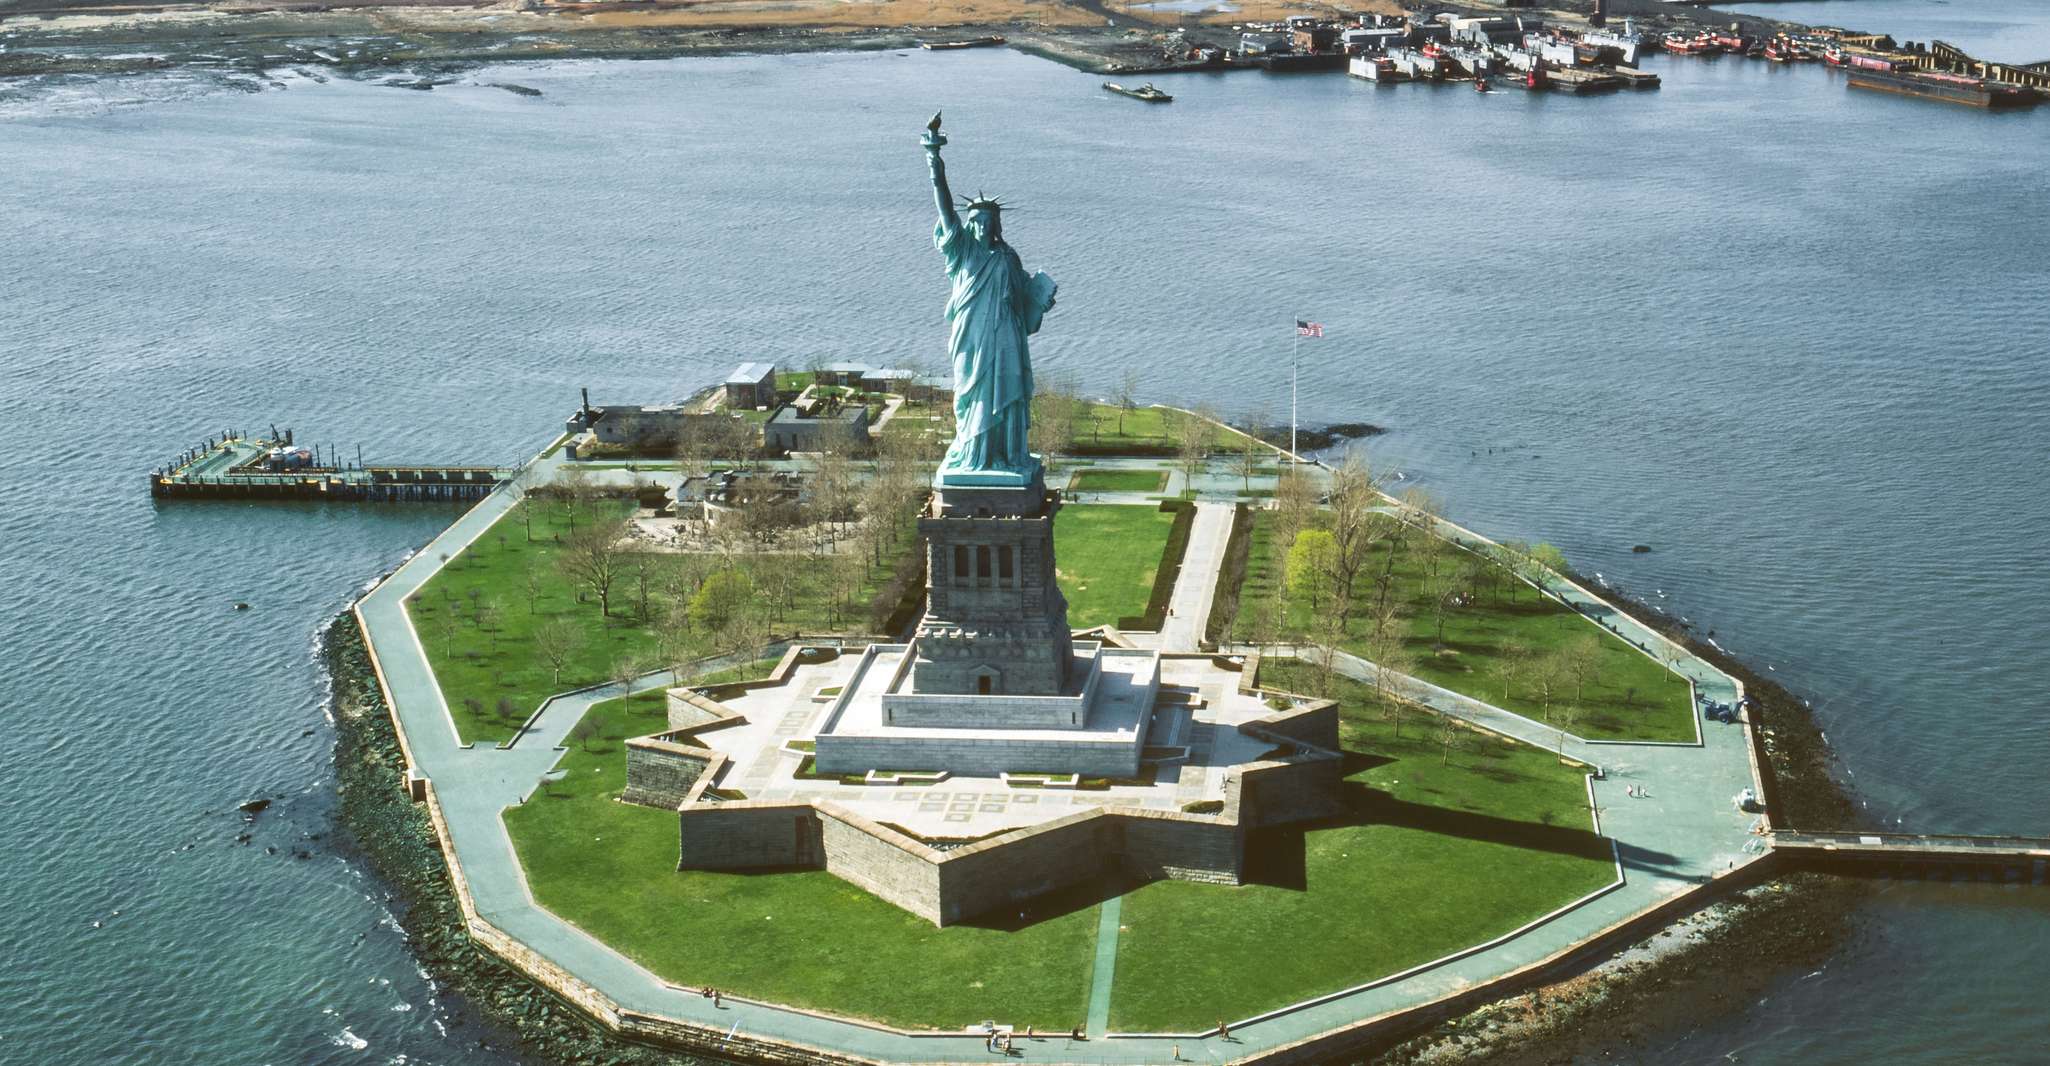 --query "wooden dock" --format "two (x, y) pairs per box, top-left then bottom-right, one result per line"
(150, 432), (512, 503)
